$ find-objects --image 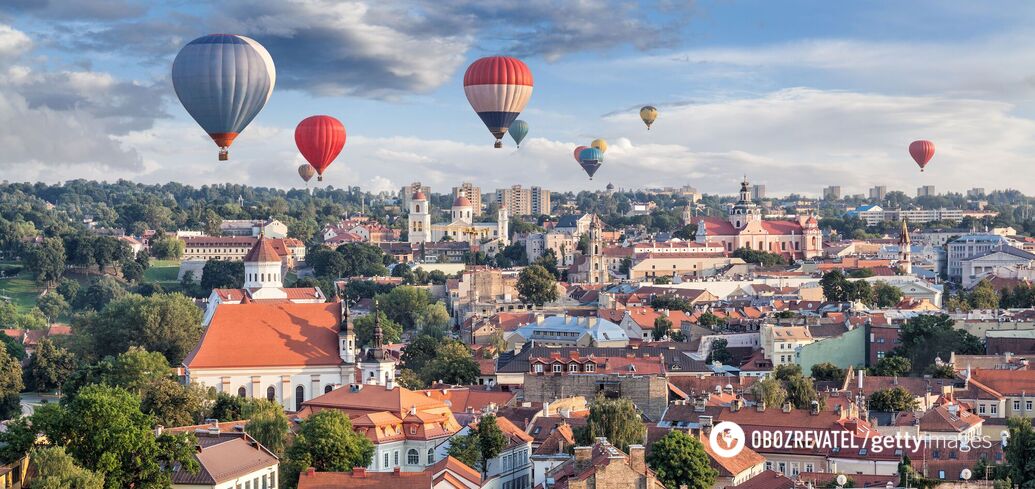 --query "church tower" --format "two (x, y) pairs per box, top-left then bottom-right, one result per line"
(729, 176), (762, 230)
(242, 234), (287, 299)
(497, 207), (510, 245)
(451, 196), (474, 224)
(899, 219), (912, 275)
(359, 301), (396, 386)
(338, 296), (356, 365)
(587, 217), (607, 284)
(408, 190), (431, 244)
